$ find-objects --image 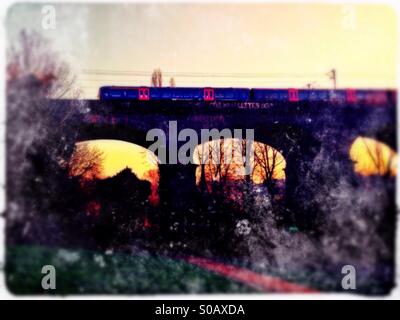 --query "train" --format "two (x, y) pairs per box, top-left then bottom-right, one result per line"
(98, 86), (394, 105)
